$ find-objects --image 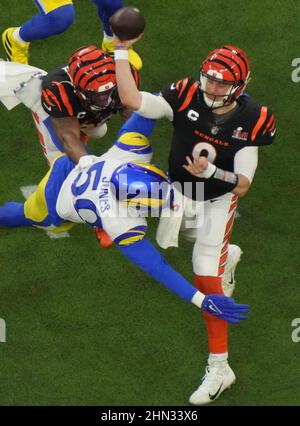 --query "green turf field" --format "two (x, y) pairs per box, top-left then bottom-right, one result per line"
(0, 0), (299, 406)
